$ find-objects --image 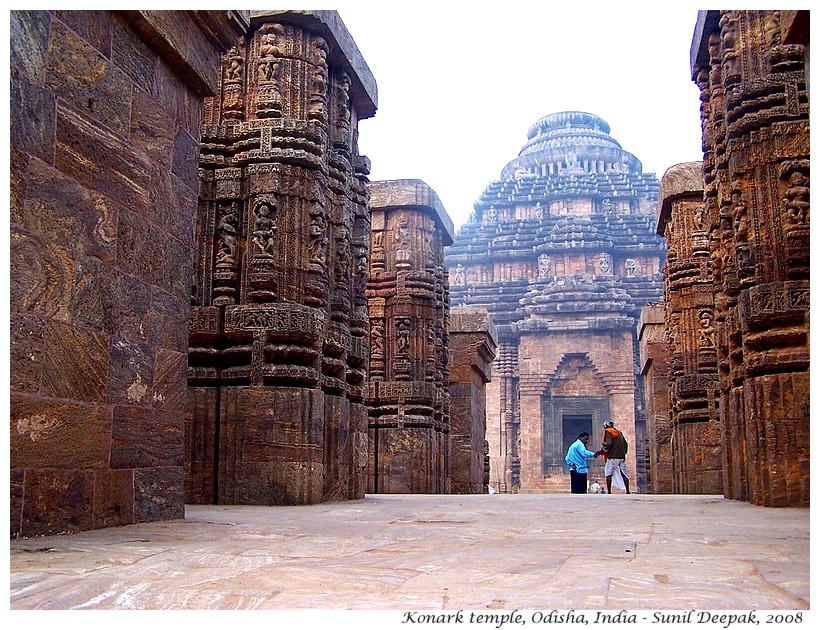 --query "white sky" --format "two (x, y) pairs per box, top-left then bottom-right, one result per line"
(332, 1), (707, 231)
